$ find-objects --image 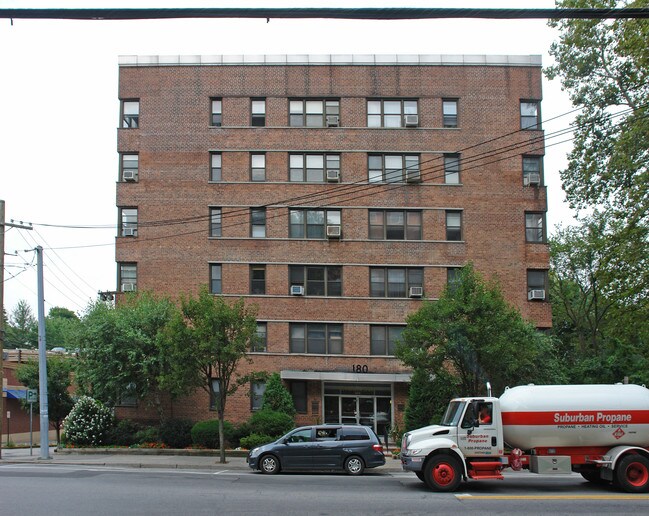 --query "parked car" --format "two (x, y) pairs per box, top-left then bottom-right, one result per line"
(247, 424), (385, 475)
